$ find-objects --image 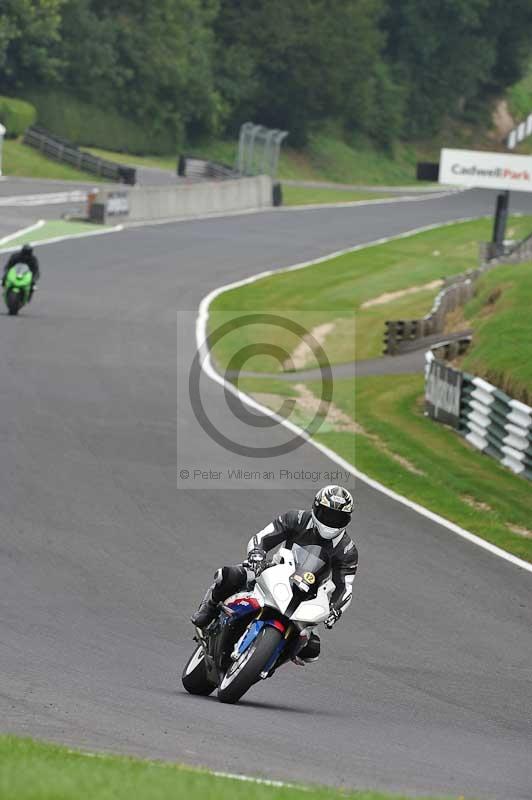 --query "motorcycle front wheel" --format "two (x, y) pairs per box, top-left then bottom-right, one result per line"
(217, 625), (282, 704)
(6, 290), (21, 316)
(182, 645), (216, 696)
